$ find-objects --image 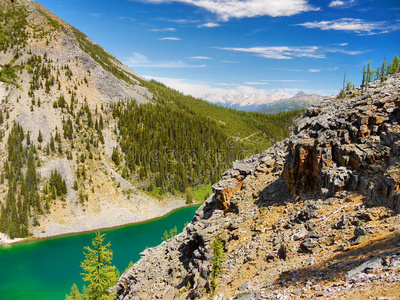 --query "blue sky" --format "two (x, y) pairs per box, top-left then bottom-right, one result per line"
(38, 0), (400, 98)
